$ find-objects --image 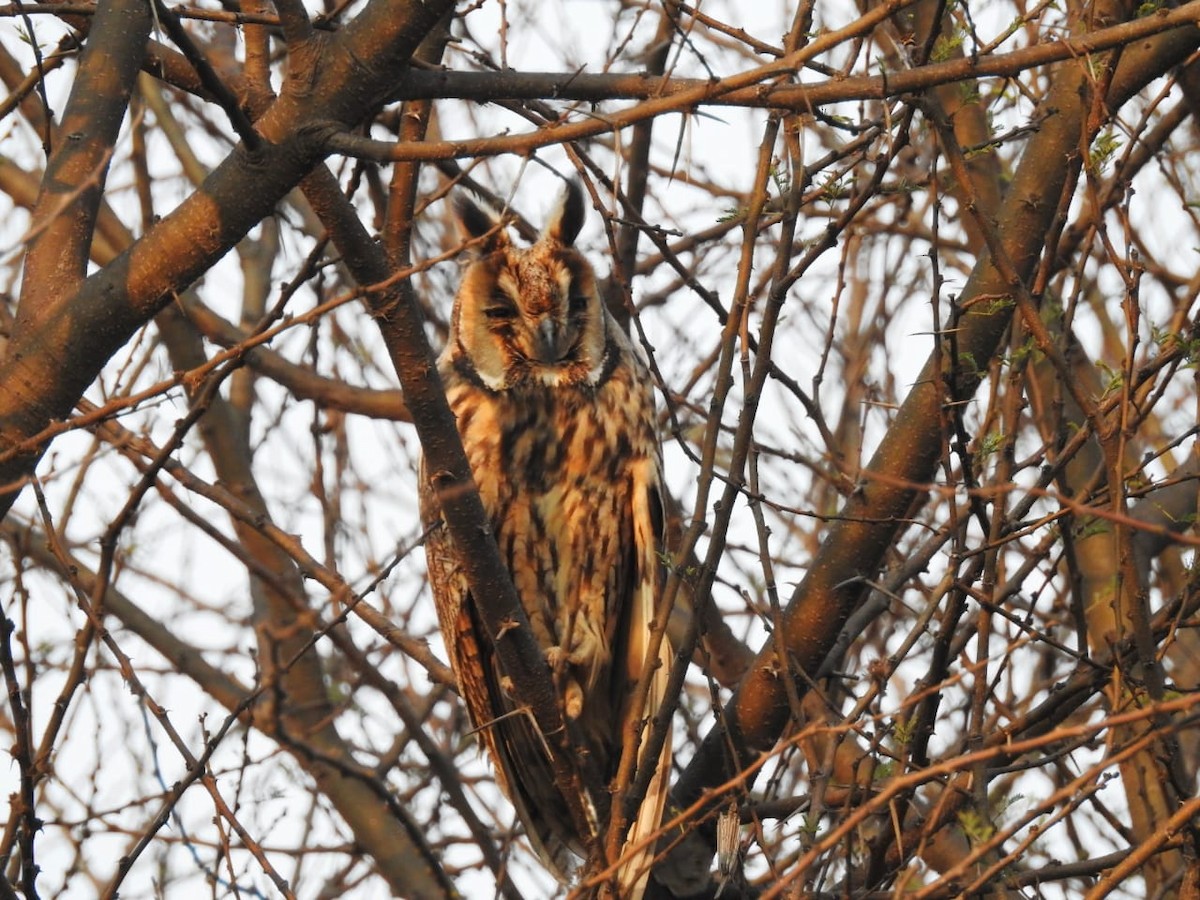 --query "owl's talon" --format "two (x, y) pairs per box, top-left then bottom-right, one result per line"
(545, 645), (568, 672)
(556, 629), (609, 693)
(564, 679), (584, 719)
